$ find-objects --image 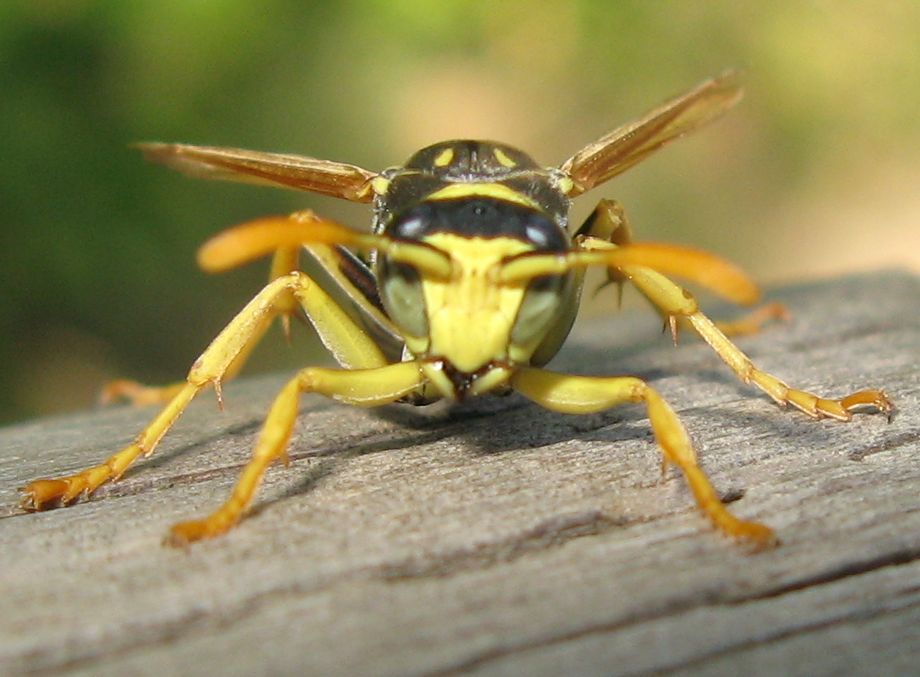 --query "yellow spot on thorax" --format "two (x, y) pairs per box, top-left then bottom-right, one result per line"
(492, 148), (517, 168)
(433, 147), (455, 167)
(555, 175), (575, 195)
(370, 176), (390, 195)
